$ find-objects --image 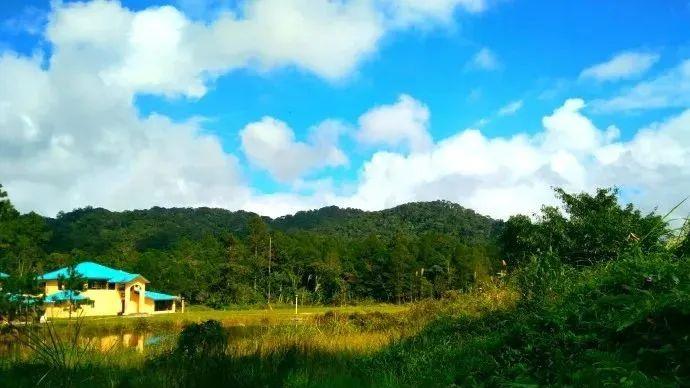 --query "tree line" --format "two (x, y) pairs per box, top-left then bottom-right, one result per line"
(0, 184), (500, 306)
(1, 182), (687, 307)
